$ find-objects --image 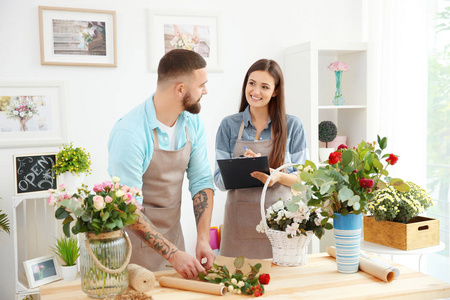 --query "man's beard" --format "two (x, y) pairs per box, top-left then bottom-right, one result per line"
(182, 92), (201, 114)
